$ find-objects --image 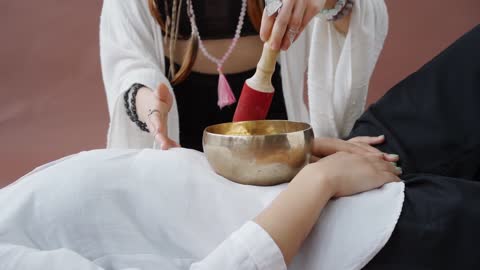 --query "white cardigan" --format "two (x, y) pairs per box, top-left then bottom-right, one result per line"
(100, 0), (388, 148)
